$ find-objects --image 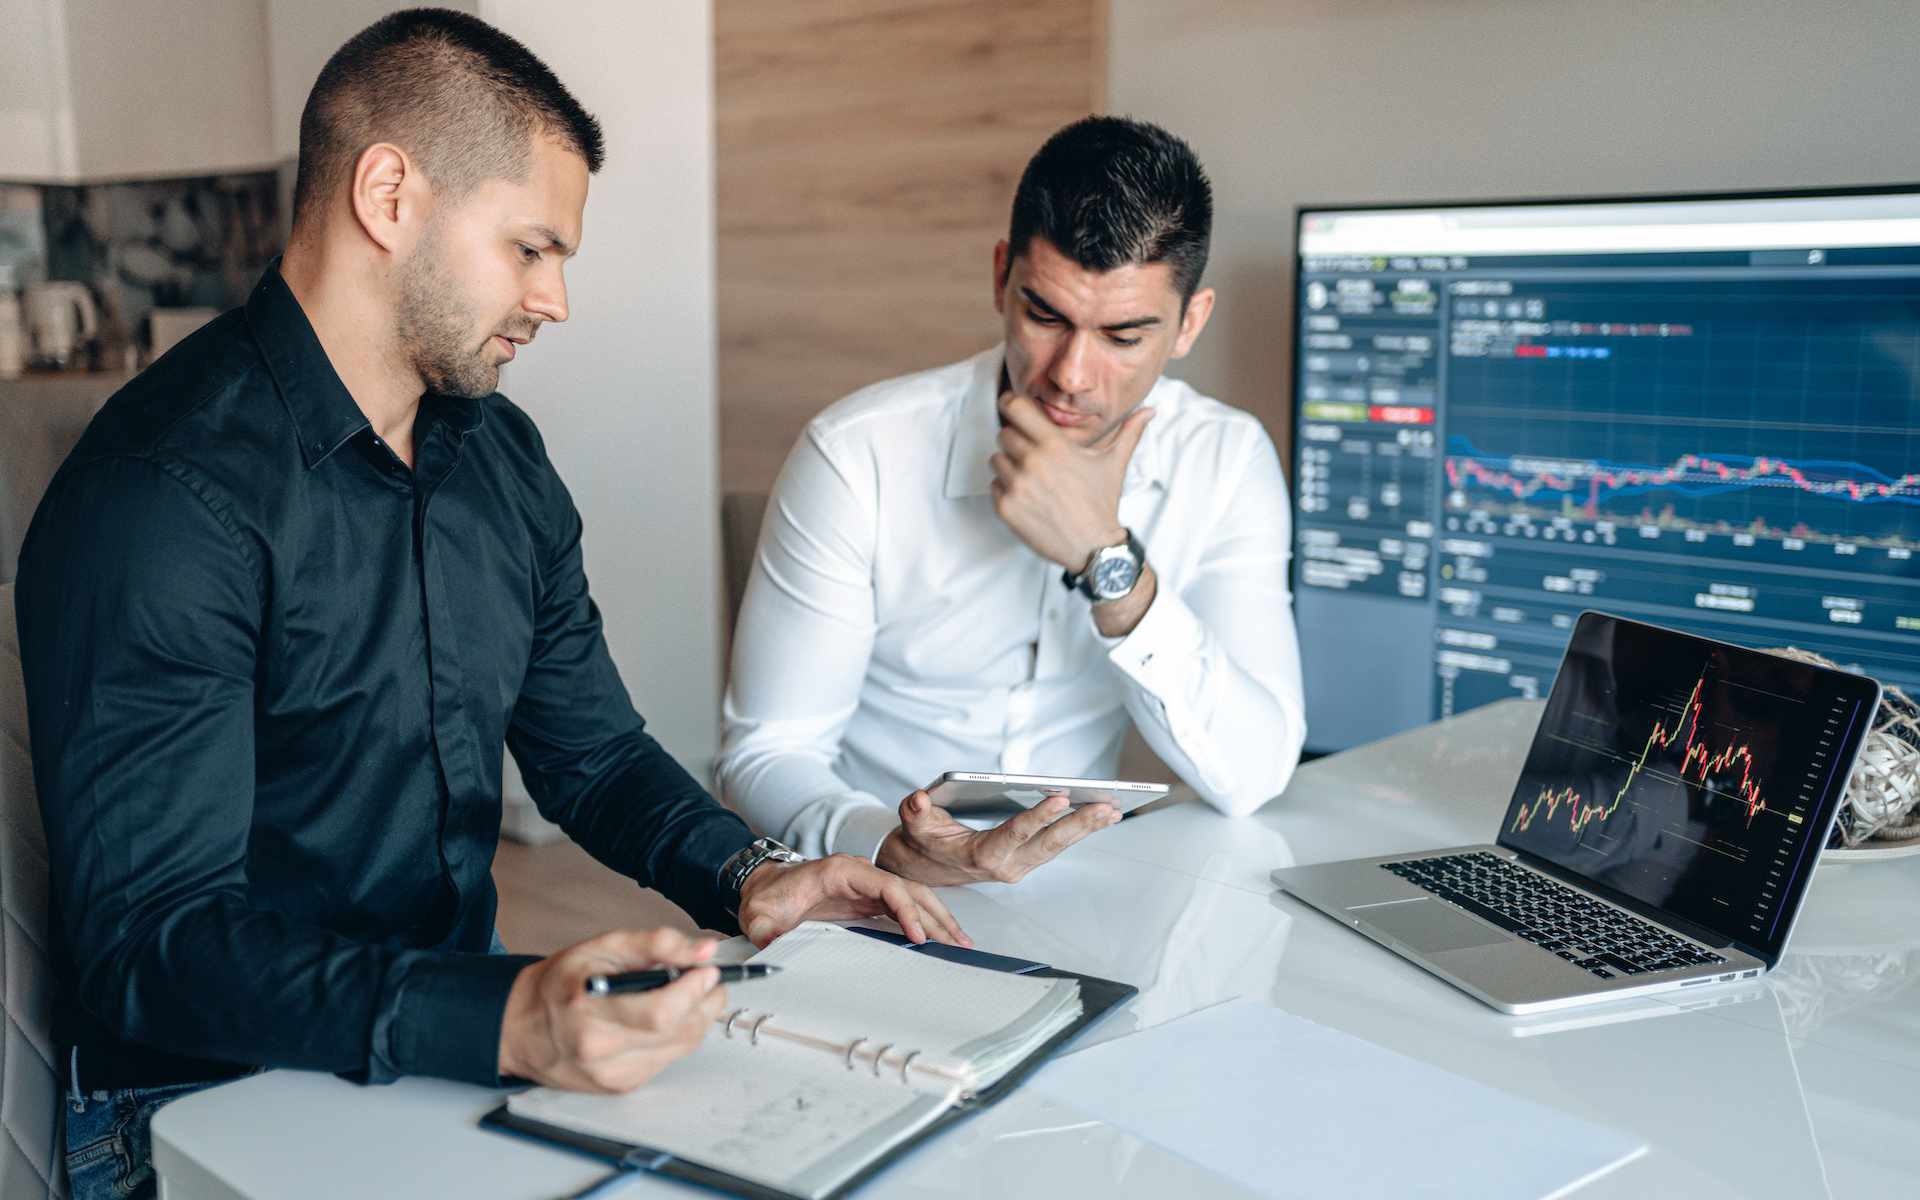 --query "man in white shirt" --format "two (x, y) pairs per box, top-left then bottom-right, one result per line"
(719, 116), (1306, 884)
